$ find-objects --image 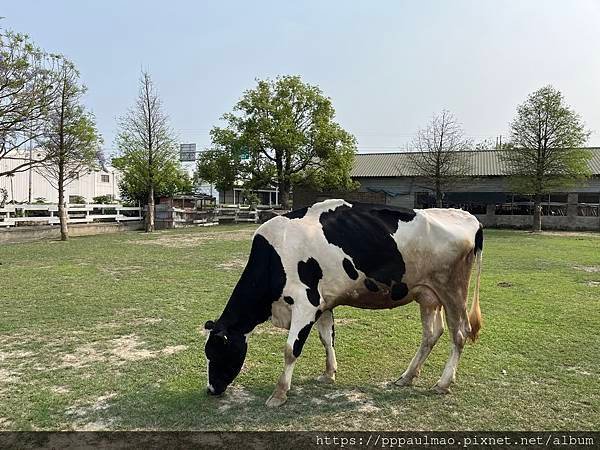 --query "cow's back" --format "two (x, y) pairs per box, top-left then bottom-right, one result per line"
(255, 200), (480, 310)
